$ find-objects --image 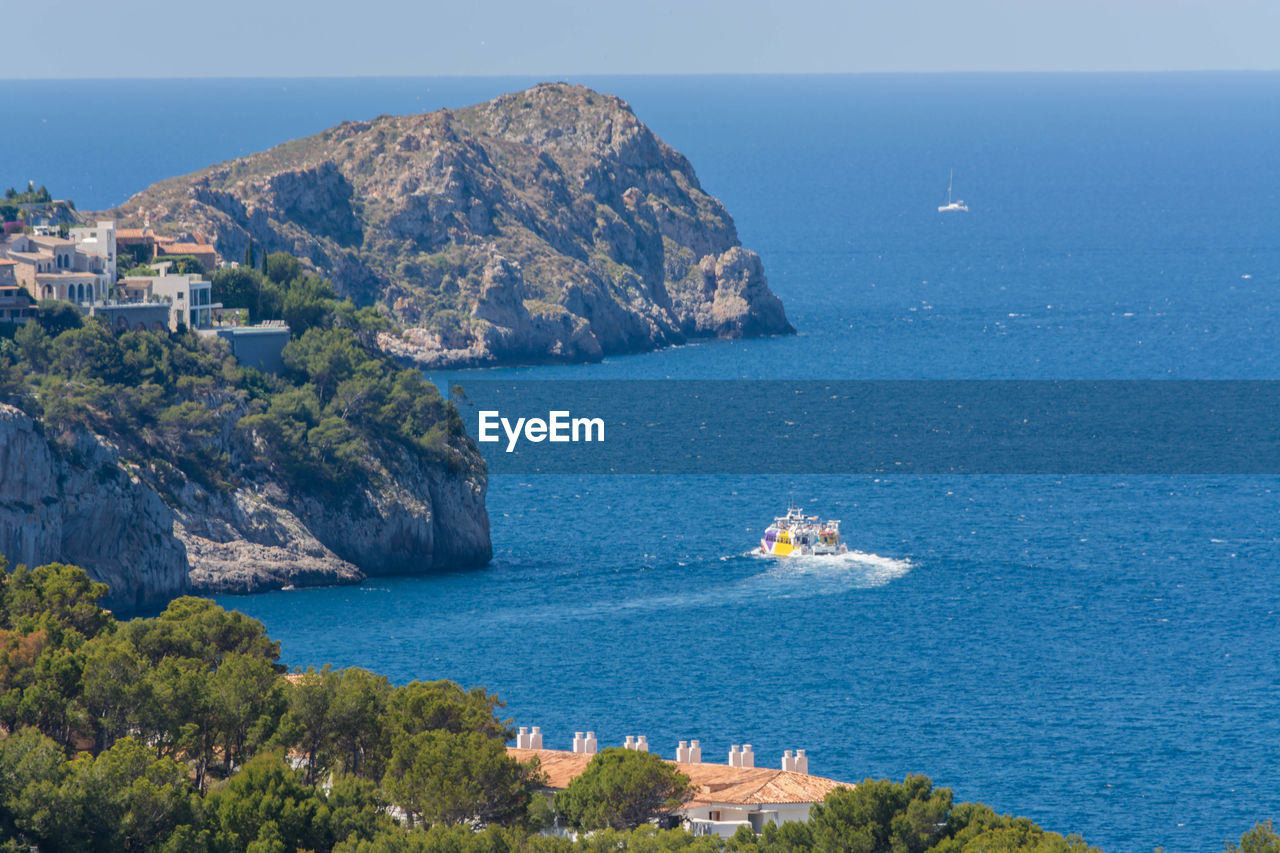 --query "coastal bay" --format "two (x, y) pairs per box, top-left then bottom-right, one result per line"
(4, 72), (1280, 851)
